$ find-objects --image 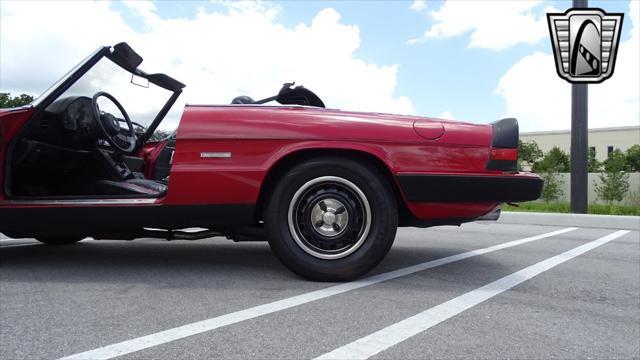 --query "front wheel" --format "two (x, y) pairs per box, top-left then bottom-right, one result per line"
(264, 157), (398, 281)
